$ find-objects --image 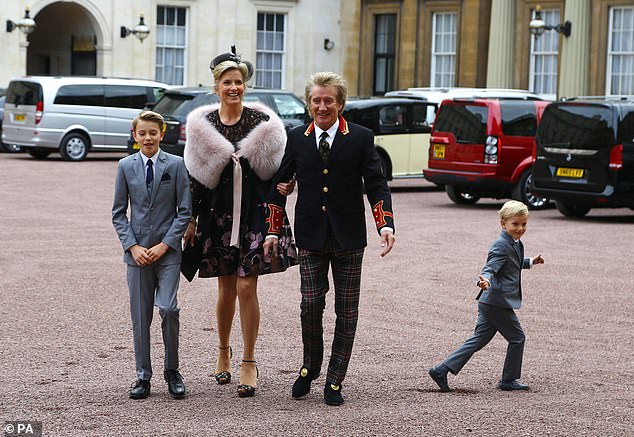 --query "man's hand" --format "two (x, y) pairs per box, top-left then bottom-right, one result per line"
(183, 221), (196, 247)
(277, 178), (296, 196)
(380, 231), (395, 257)
(146, 242), (169, 264)
(263, 236), (279, 259)
(532, 254), (545, 265)
(130, 244), (151, 266)
(478, 275), (490, 290)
